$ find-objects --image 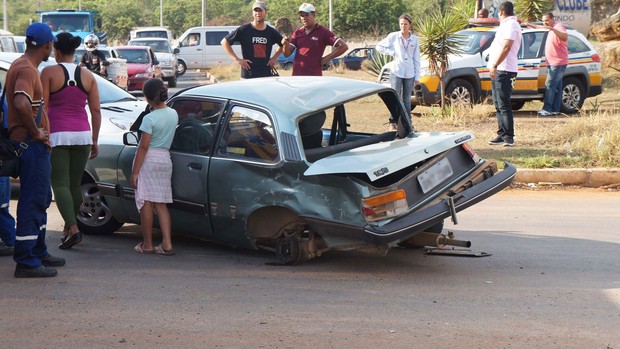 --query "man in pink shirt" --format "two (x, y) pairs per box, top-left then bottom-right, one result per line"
(527, 13), (568, 116)
(487, 1), (522, 147)
(282, 3), (348, 76)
